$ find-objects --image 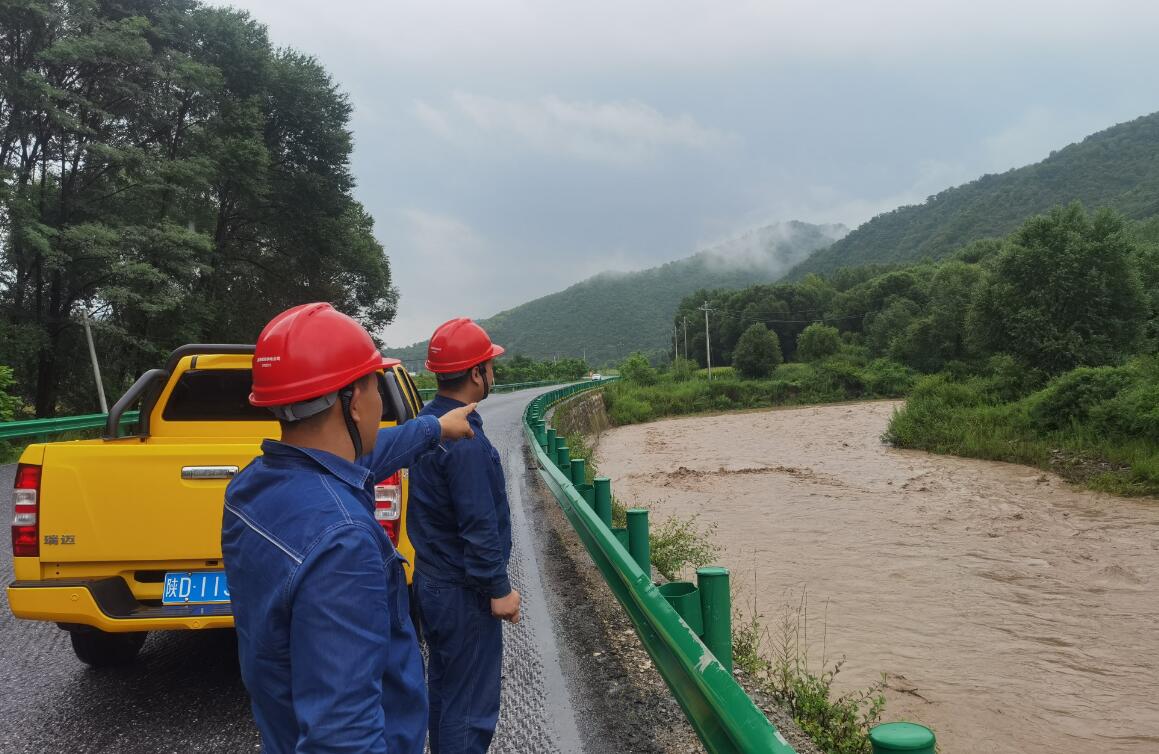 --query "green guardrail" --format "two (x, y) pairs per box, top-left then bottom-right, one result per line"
(523, 380), (797, 754)
(0, 411), (141, 442)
